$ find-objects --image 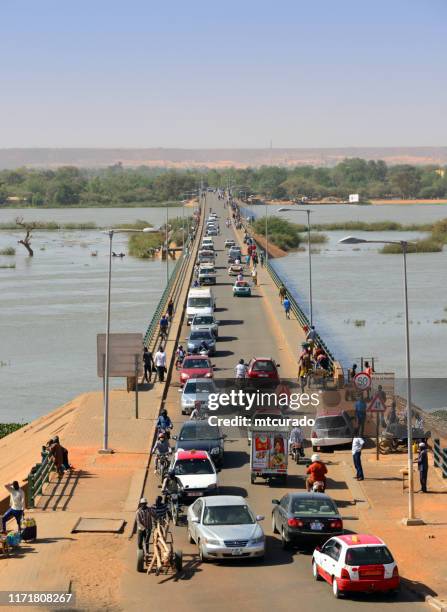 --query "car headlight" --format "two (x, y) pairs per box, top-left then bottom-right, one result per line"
(204, 538), (221, 545)
(210, 447), (220, 455)
(250, 535), (265, 544)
